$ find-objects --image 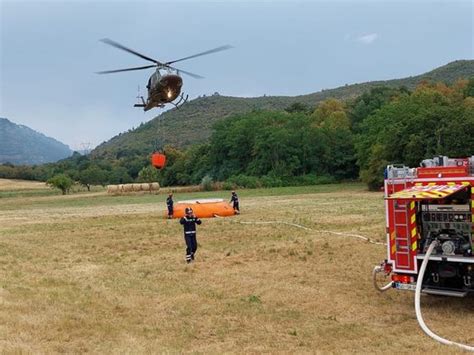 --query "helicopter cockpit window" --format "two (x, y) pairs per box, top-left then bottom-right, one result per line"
(146, 77), (151, 89)
(150, 73), (159, 88)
